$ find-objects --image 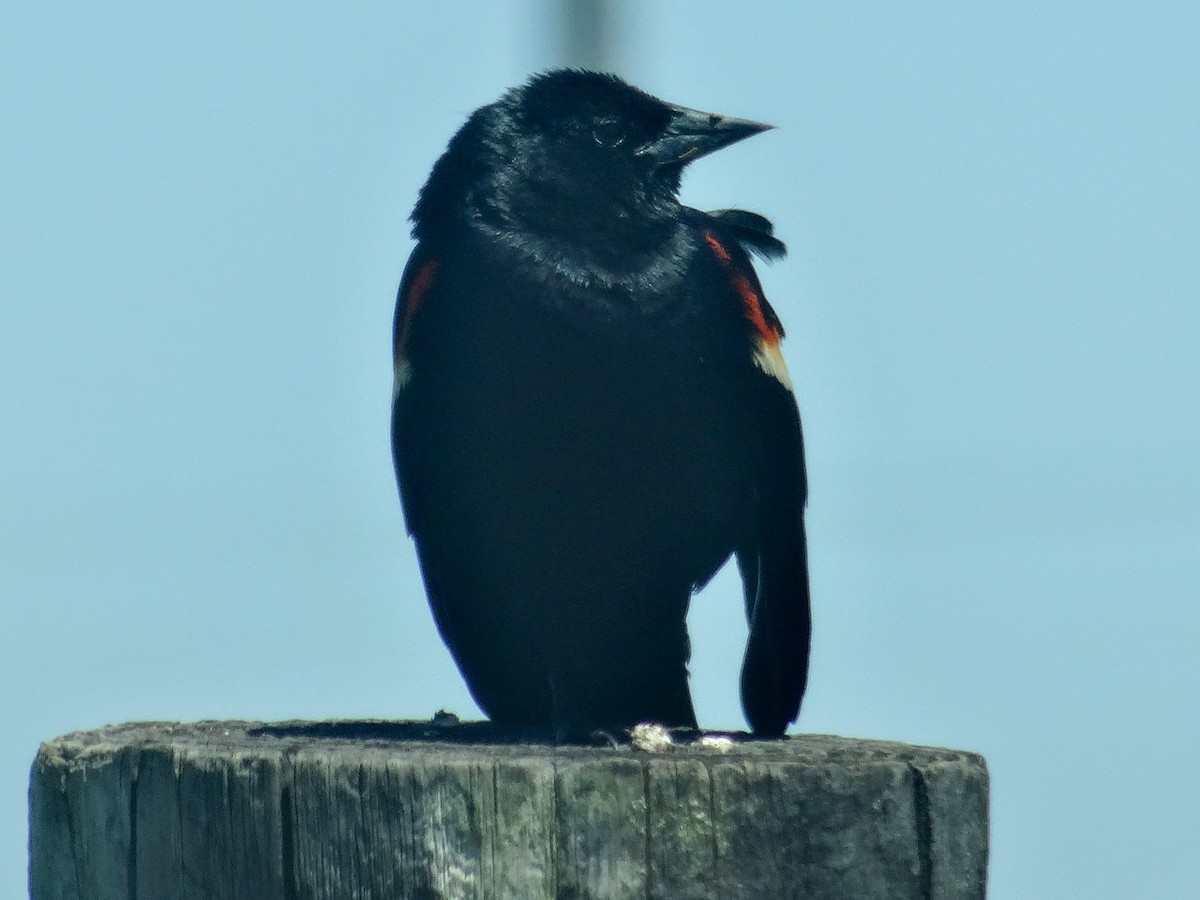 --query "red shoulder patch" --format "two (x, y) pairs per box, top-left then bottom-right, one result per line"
(703, 231), (792, 390)
(393, 259), (440, 396)
(395, 259), (440, 363)
(703, 232), (782, 347)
